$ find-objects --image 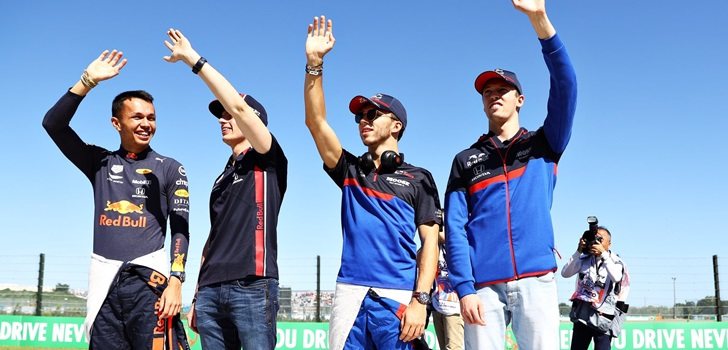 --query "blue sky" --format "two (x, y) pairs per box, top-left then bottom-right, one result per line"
(1, 1), (726, 308)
